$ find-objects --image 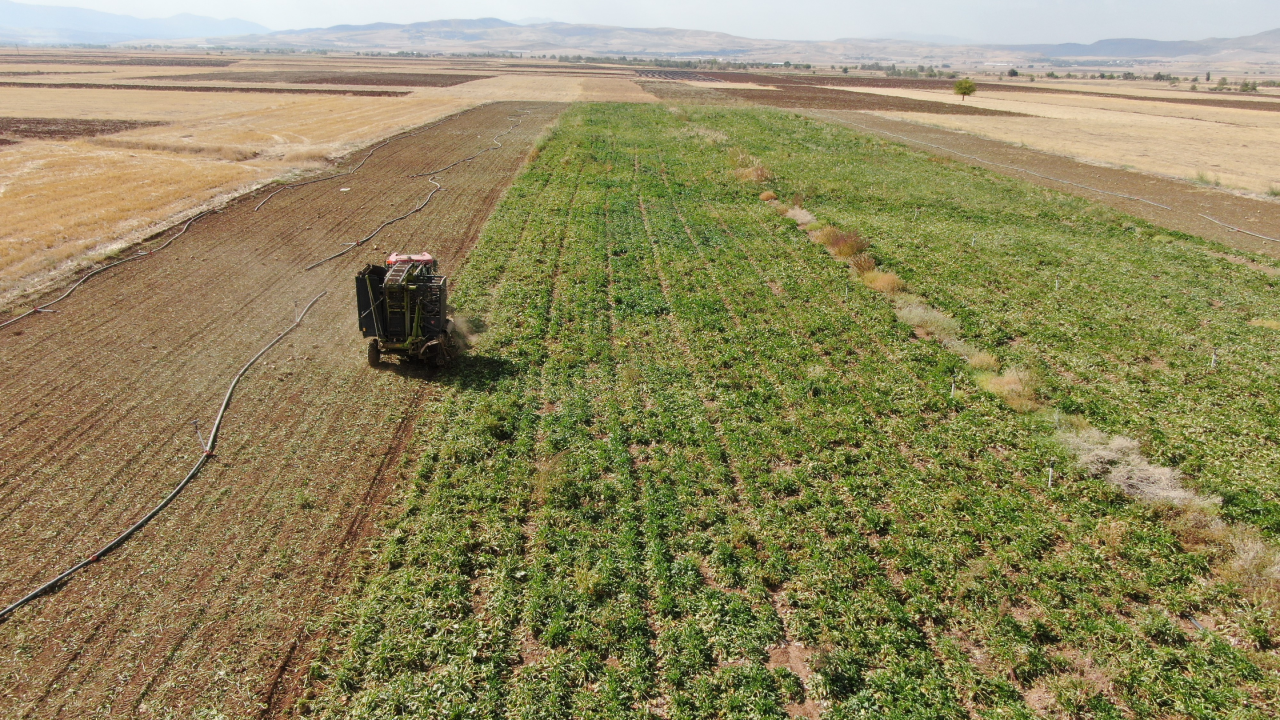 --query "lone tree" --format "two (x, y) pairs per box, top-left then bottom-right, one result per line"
(954, 78), (977, 101)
